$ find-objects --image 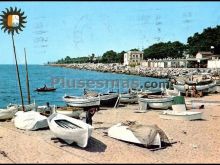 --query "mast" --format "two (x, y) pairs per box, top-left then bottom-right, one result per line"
(12, 33), (25, 111)
(24, 48), (31, 104)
